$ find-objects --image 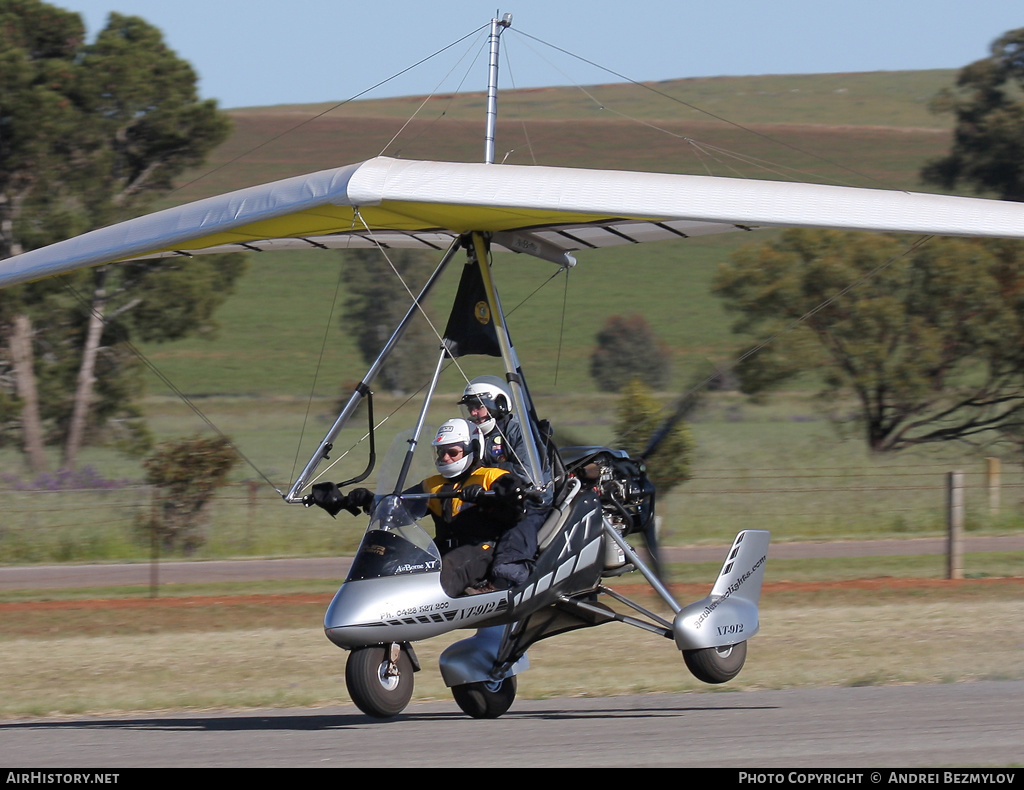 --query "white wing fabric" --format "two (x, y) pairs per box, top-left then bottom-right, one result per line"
(3, 155), (1024, 288)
